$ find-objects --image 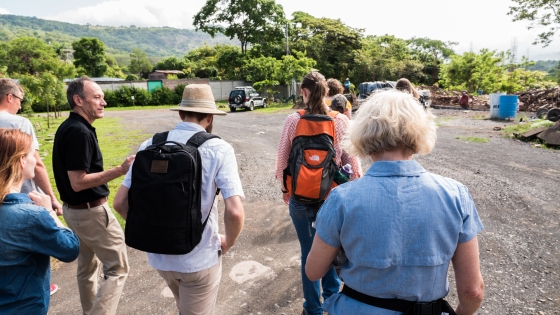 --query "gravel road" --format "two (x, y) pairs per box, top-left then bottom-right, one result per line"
(49, 107), (560, 315)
